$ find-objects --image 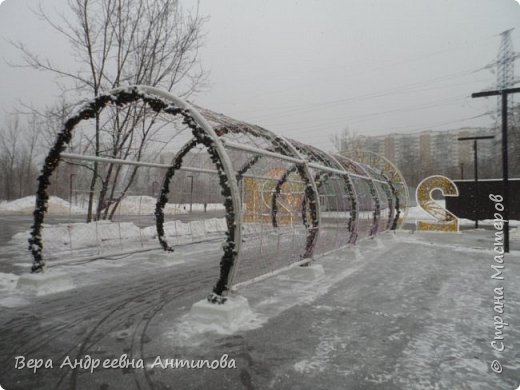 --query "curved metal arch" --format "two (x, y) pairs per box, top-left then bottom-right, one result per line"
(360, 164), (397, 232)
(236, 154), (263, 182)
(270, 165), (360, 244)
(380, 172), (400, 230)
(120, 87), (244, 300)
(195, 116), (322, 263)
(336, 155), (382, 237)
(269, 138), (366, 246)
(285, 141), (360, 245)
(154, 135), (260, 252)
(381, 181), (396, 230)
(361, 164), (395, 233)
(312, 150), (360, 245)
(270, 165), (305, 228)
(166, 111), (321, 270)
(331, 155), (362, 243)
(154, 137), (199, 252)
(29, 85), (242, 302)
(346, 149), (409, 229)
(160, 103), (321, 279)
(274, 135), (322, 260)
(360, 166), (382, 237)
(291, 140), (364, 244)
